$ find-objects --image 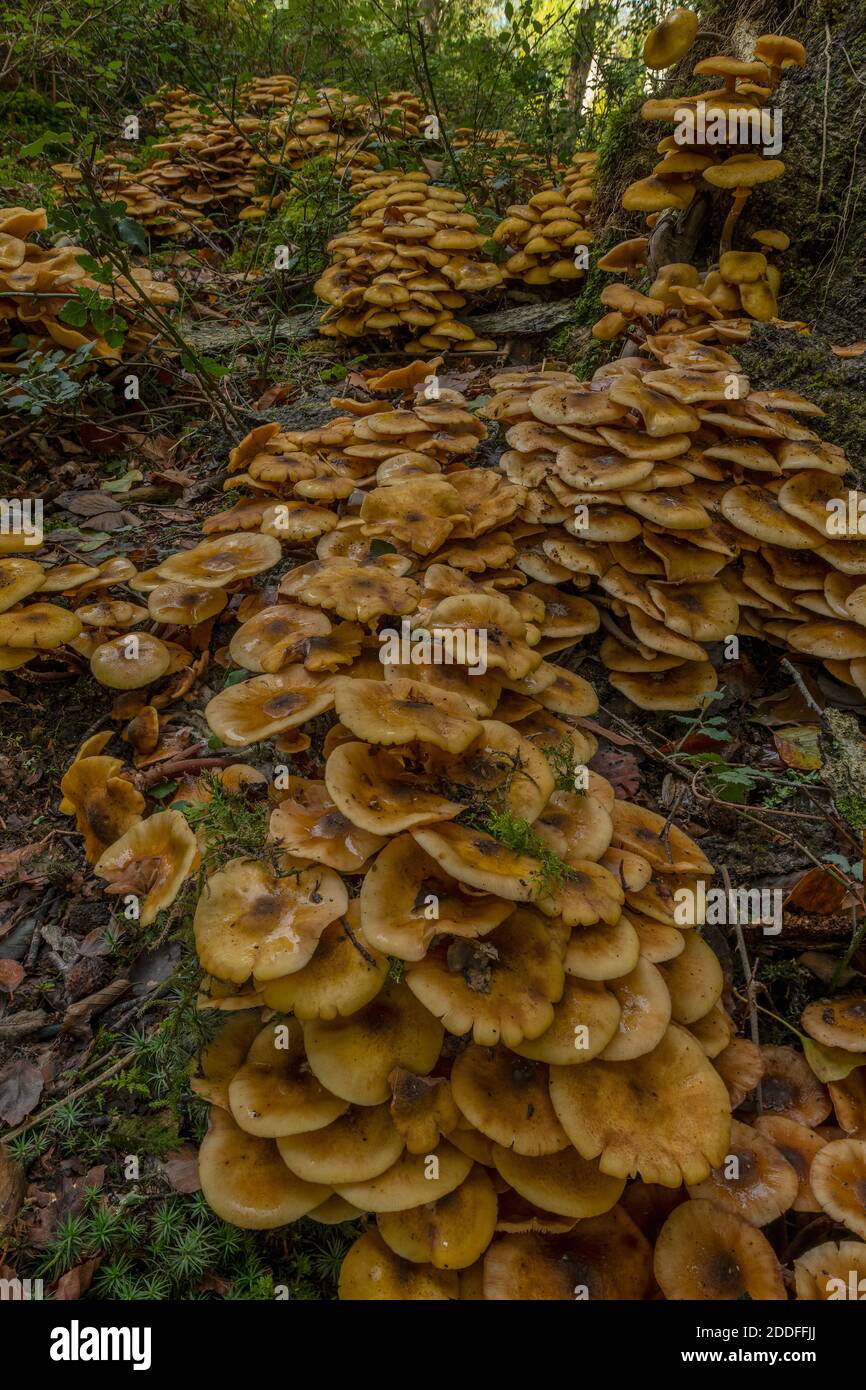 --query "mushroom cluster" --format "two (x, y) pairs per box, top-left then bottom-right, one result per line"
(595, 21), (805, 335)
(0, 206), (178, 365)
(491, 153), (596, 289)
(315, 170), (502, 353)
(55, 81), (427, 233)
(485, 339), (866, 709)
(52, 350), (866, 1298)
